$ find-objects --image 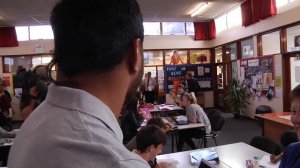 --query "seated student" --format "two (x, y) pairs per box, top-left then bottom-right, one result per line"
(177, 84), (186, 102)
(177, 93), (211, 151)
(121, 97), (144, 144)
(126, 117), (170, 151)
(165, 89), (180, 105)
(278, 84), (300, 168)
(134, 125), (168, 168)
(270, 131), (298, 163)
